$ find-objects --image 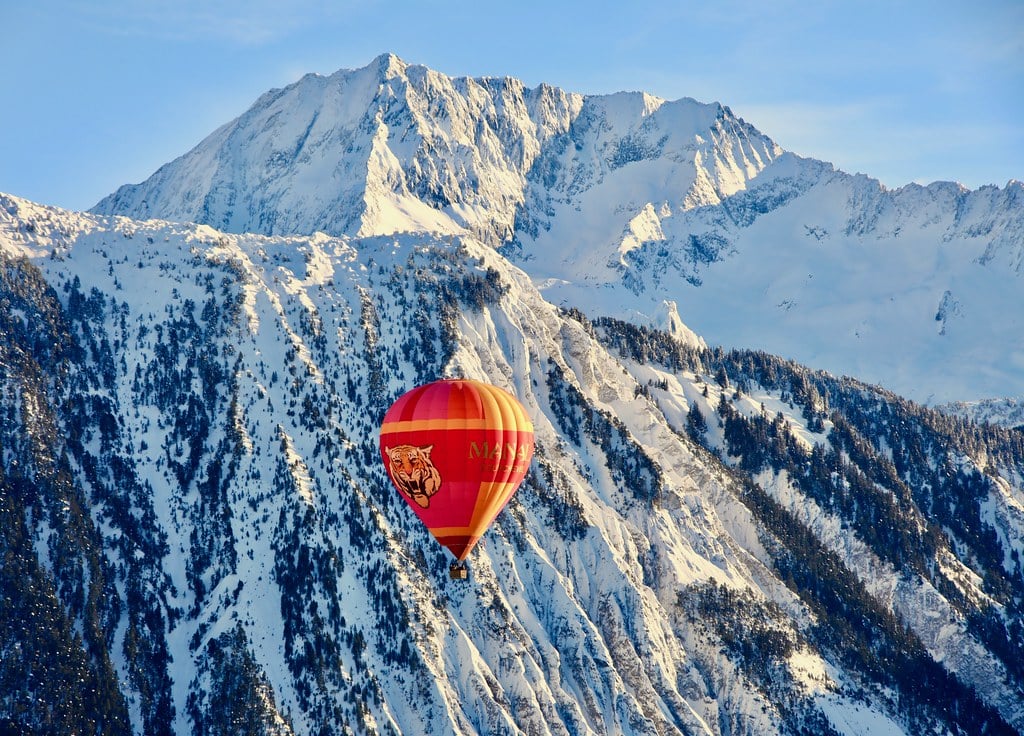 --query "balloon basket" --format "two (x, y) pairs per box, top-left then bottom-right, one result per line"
(449, 562), (468, 580)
